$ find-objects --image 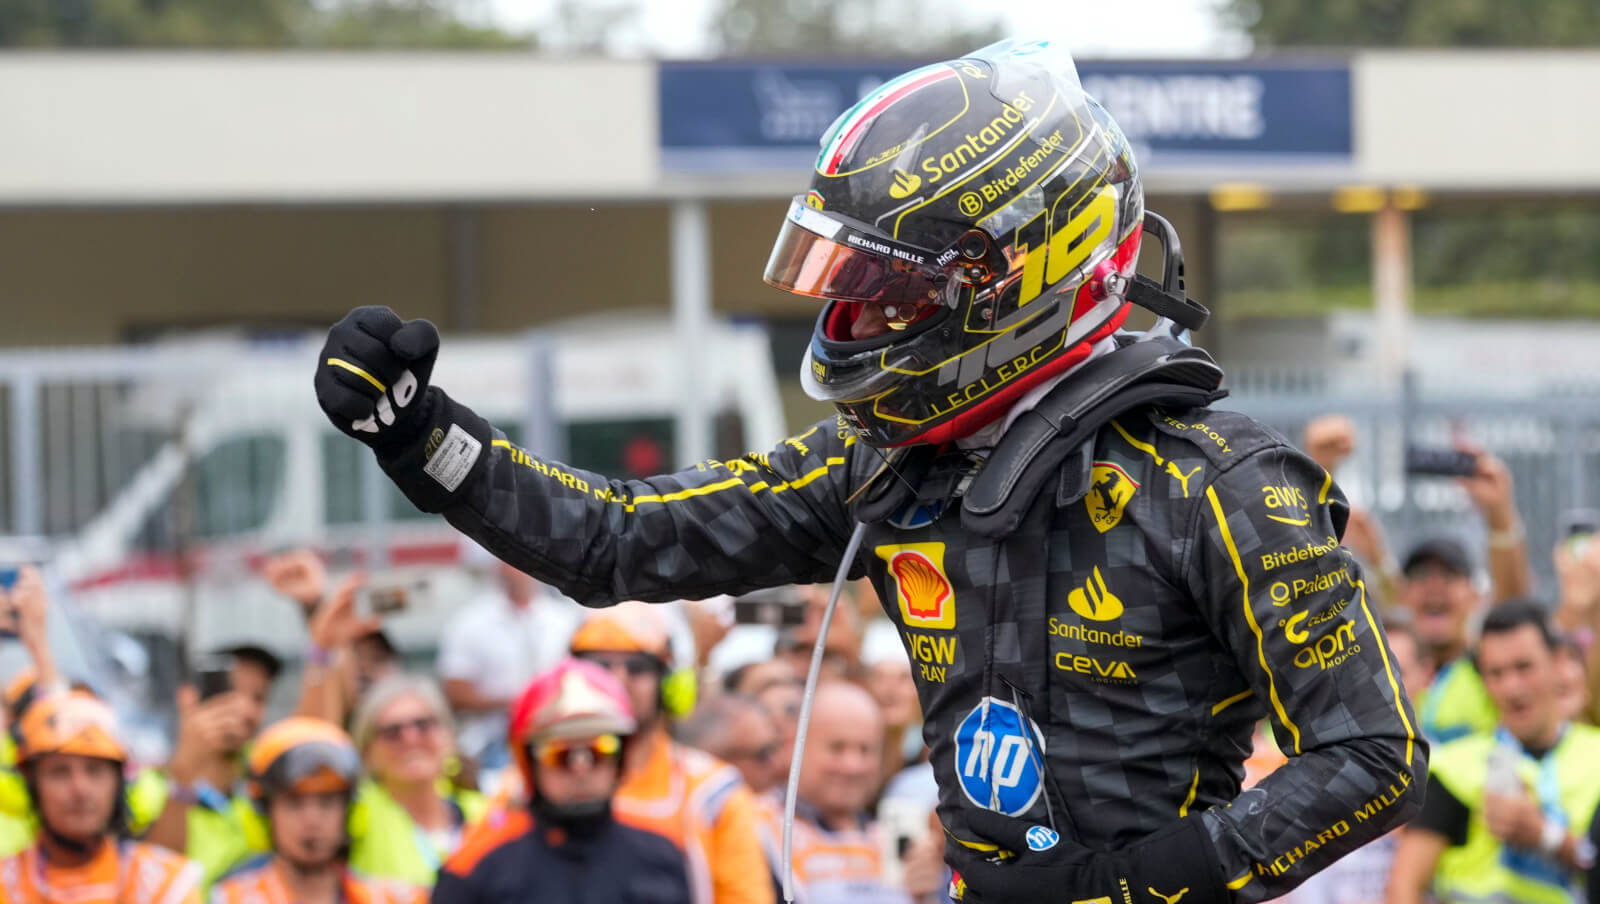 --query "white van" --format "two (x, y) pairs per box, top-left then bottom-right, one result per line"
(47, 316), (787, 660)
